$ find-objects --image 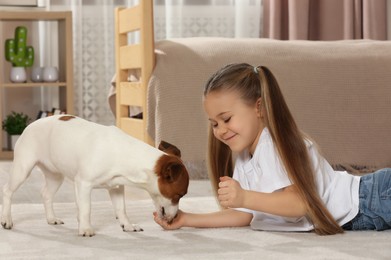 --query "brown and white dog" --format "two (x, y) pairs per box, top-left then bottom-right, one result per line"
(1, 115), (189, 236)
